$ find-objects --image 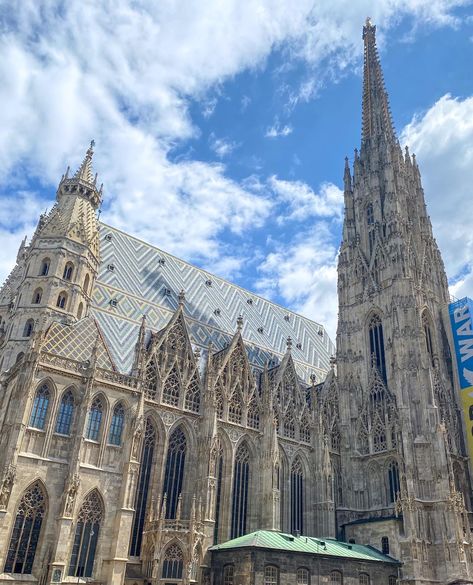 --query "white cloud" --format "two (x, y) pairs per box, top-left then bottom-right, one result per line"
(268, 177), (343, 222)
(265, 121), (294, 138)
(256, 222), (339, 339)
(400, 94), (473, 299)
(209, 134), (239, 158)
